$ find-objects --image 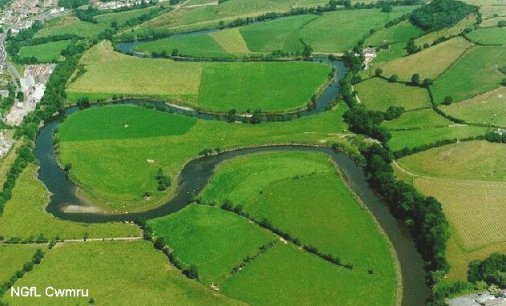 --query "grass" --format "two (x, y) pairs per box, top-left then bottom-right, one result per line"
(149, 204), (275, 285)
(466, 27), (506, 45)
(300, 7), (417, 53)
(481, 16), (506, 27)
(354, 77), (432, 111)
(239, 14), (317, 53)
(480, 5), (506, 18)
(221, 243), (396, 306)
(440, 87), (506, 127)
(0, 164), (141, 241)
(382, 109), (453, 130)
(379, 37), (473, 81)
(197, 61), (331, 112)
(208, 28), (250, 54)
(17, 40), (71, 62)
(431, 46), (506, 103)
(95, 6), (160, 27)
(57, 103), (351, 211)
(0, 140), (20, 187)
(0, 244), (37, 281)
(200, 151), (397, 276)
(34, 16), (109, 39)
(2, 241), (241, 305)
(388, 125), (487, 151)
(414, 14), (476, 47)
(133, 34), (234, 58)
(66, 41), (203, 102)
(365, 21), (424, 46)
